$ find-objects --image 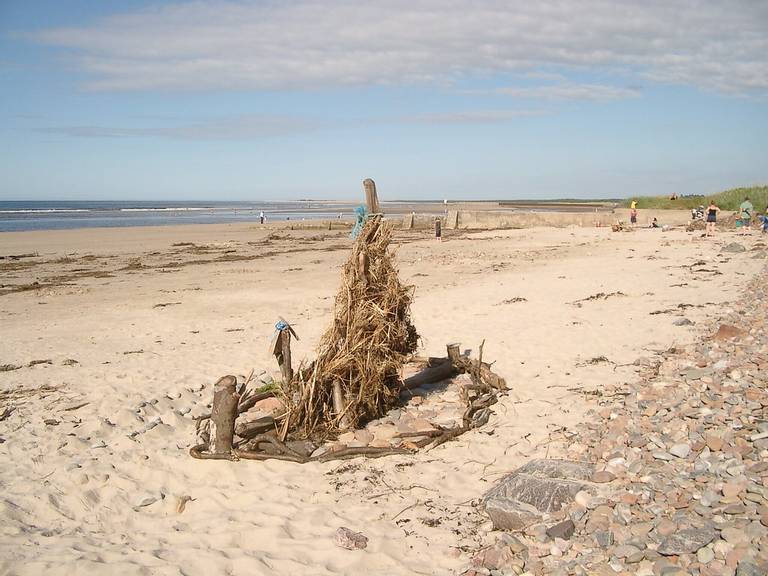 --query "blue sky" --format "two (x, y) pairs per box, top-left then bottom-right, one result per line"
(1, 0), (766, 201)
